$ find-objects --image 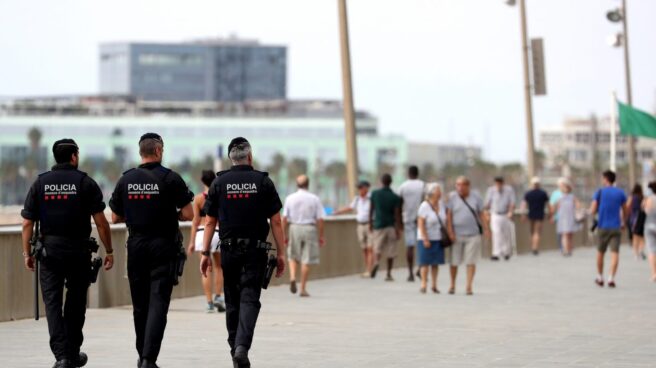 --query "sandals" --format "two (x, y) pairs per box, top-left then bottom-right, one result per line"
(420, 287), (427, 294)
